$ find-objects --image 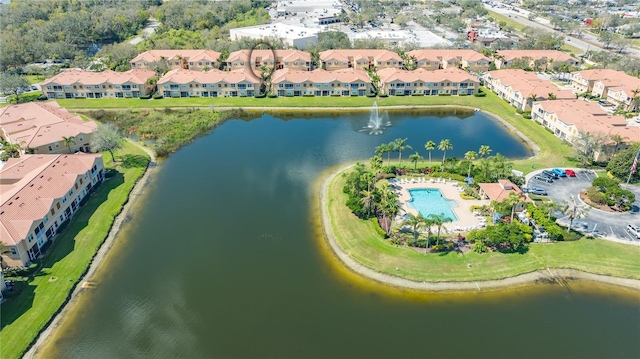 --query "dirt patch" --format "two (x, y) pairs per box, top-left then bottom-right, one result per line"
(579, 191), (620, 213)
